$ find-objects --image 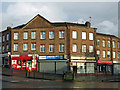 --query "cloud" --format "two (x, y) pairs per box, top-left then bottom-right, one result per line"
(96, 20), (118, 36)
(2, 2), (68, 30)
